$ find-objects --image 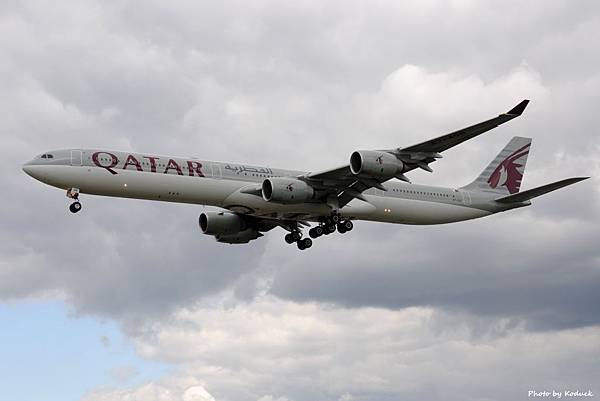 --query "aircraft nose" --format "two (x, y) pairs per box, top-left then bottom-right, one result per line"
(22, 163), (35, 177)
(22, 161), (44, 180)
